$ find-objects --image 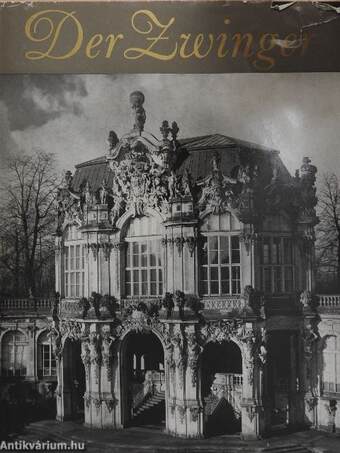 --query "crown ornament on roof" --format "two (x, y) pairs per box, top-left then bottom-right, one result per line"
(130, 90), (146, 134)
